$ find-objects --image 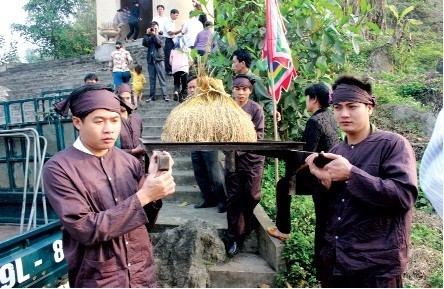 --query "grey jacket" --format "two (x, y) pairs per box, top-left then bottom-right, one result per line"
(142, 33), (165, 62)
